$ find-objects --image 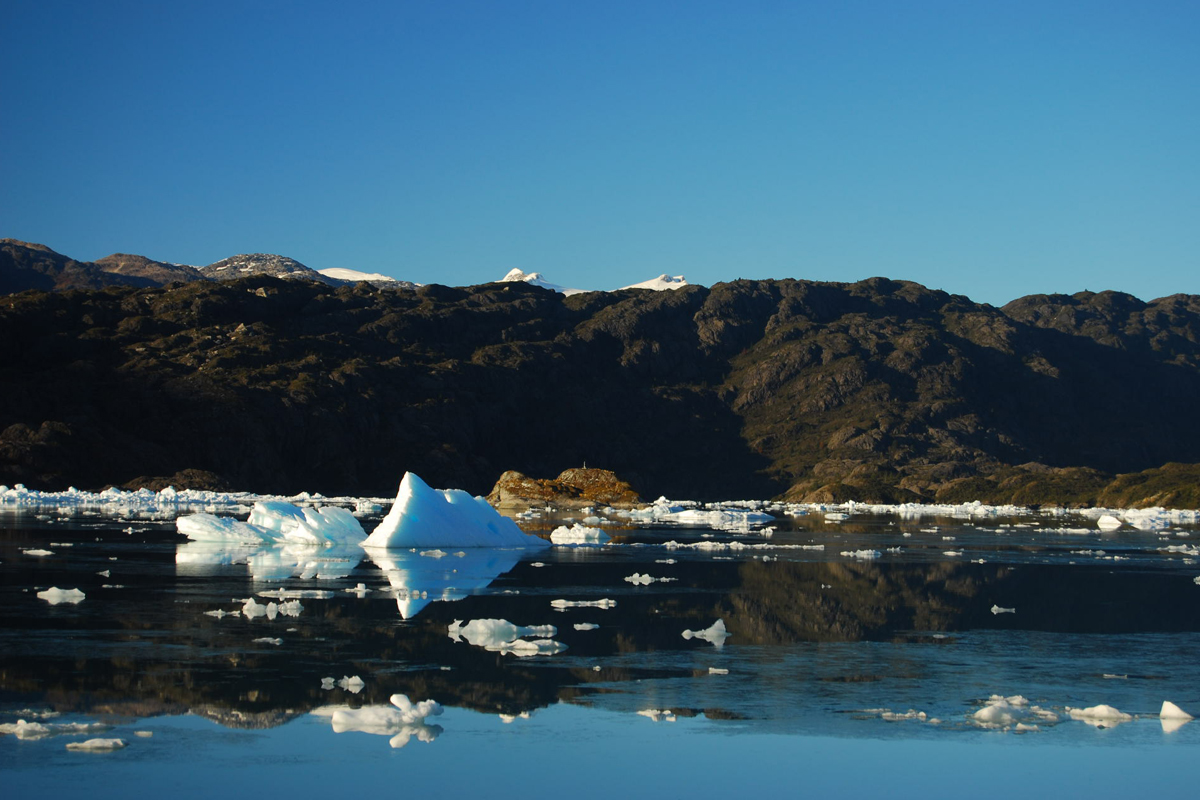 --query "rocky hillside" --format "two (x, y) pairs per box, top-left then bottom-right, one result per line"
(1, 272), (1198, 505)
